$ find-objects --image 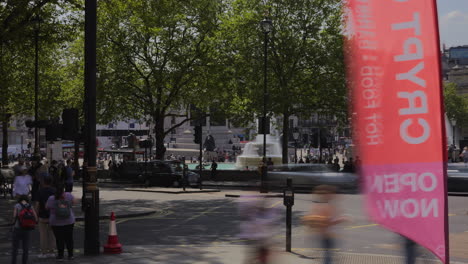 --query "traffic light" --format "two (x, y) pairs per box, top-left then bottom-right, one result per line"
(127, 133), (137, 148)
(310, 133), (319, 148)
(139, 139), (152, 148)
(62, 108), (79, 140)
(194, 125), (202, 144)
(258, 117), (270, 134)
(46, 123), (63, 141)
